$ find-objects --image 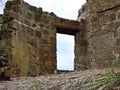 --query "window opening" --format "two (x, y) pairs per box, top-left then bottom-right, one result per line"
(57, 33), (75, 71)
